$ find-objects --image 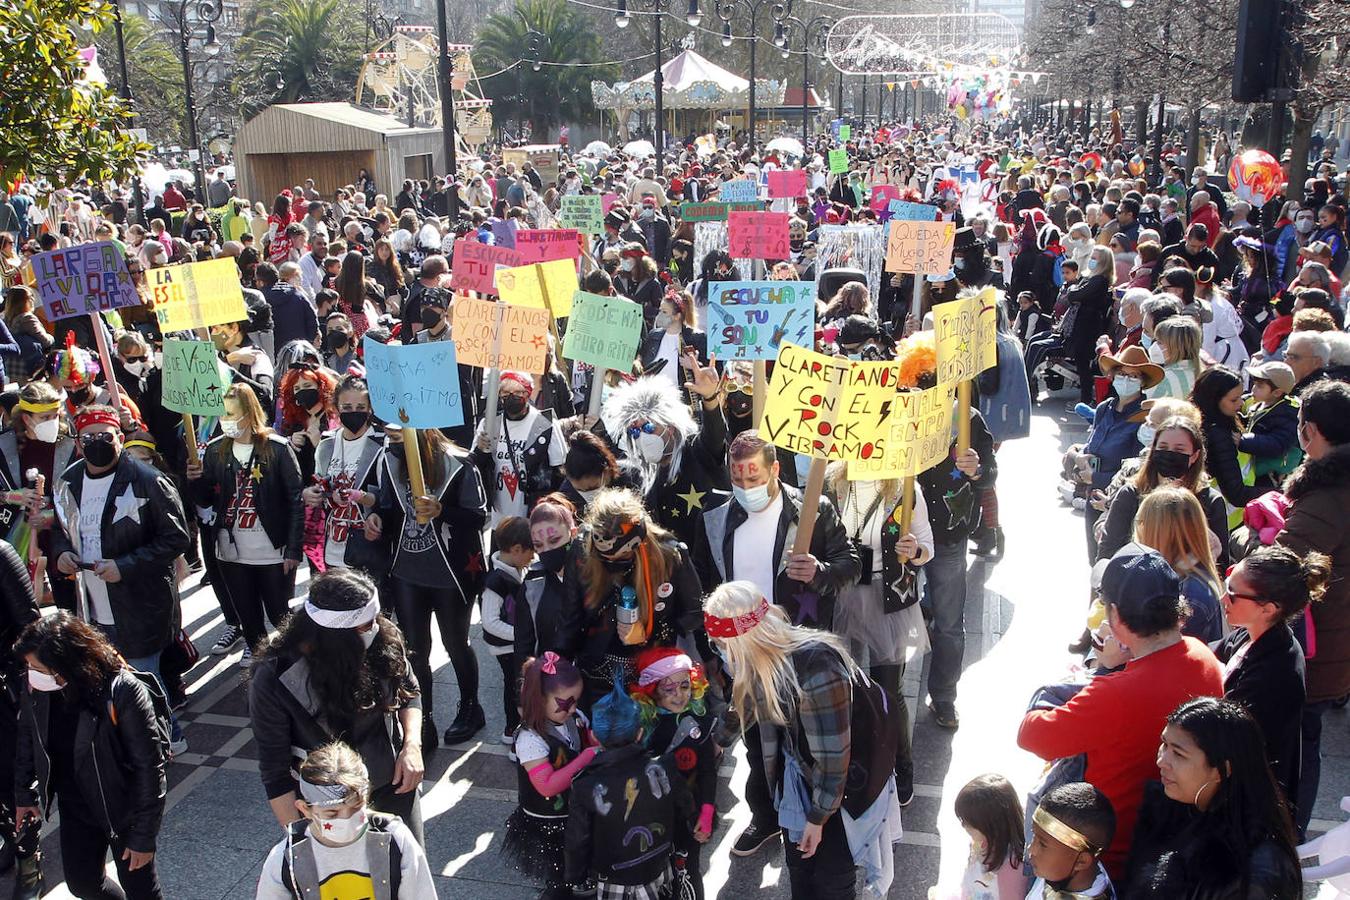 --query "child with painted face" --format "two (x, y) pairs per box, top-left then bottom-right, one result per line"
(257, 741), (436, 899)
(1025, 782), (1116, 899)
(628, 647), (720, 900)
(516, 495), (579, 664)
(501, 653), (598, 900)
